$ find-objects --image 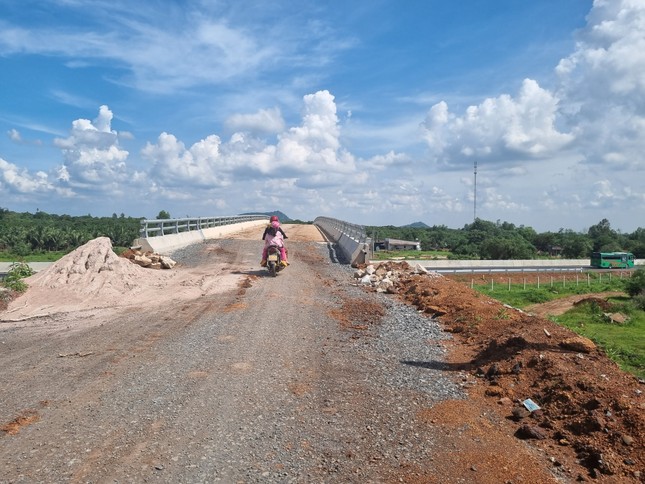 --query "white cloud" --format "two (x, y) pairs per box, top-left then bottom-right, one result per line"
(142, 132), (229, 187)
(366, 151), (410, 170)
(275, 90), (356, 174)
(225, 107), (285, 135)
(7, 128), (22, 142)
(557, 0), (645, 102)
(0, 157), (53, 194)
(420, 79), (574, 168)
(0, 2), (352, 94)
(481, 187), (528, 212)
(6, 128), (42, 146)
(53, 105), (129, 187)
(0, 18), (275, 93)
(143, 90), (358, 191)
(556, 0), (645, 170)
